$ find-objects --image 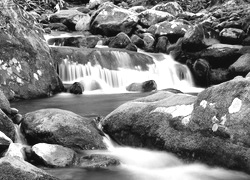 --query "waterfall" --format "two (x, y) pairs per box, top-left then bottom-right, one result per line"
(58, 52), (198, 93)
(14, 124), (27, 145)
